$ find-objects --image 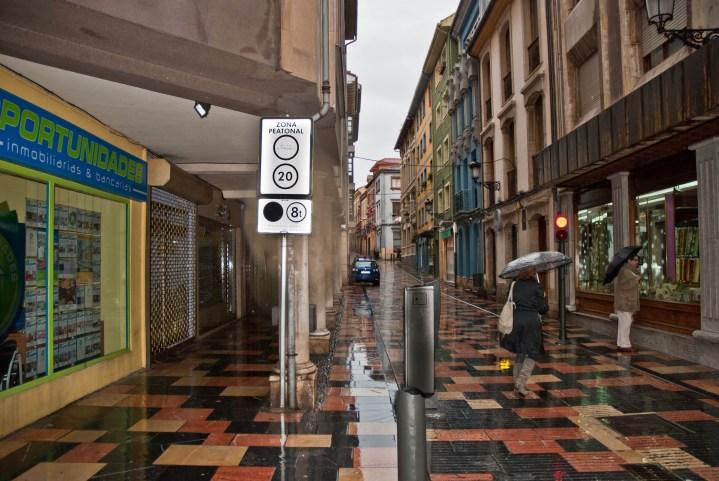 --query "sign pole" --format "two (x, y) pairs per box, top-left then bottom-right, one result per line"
(559, 238), (567, 344)
(279, 233), (288, 408)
